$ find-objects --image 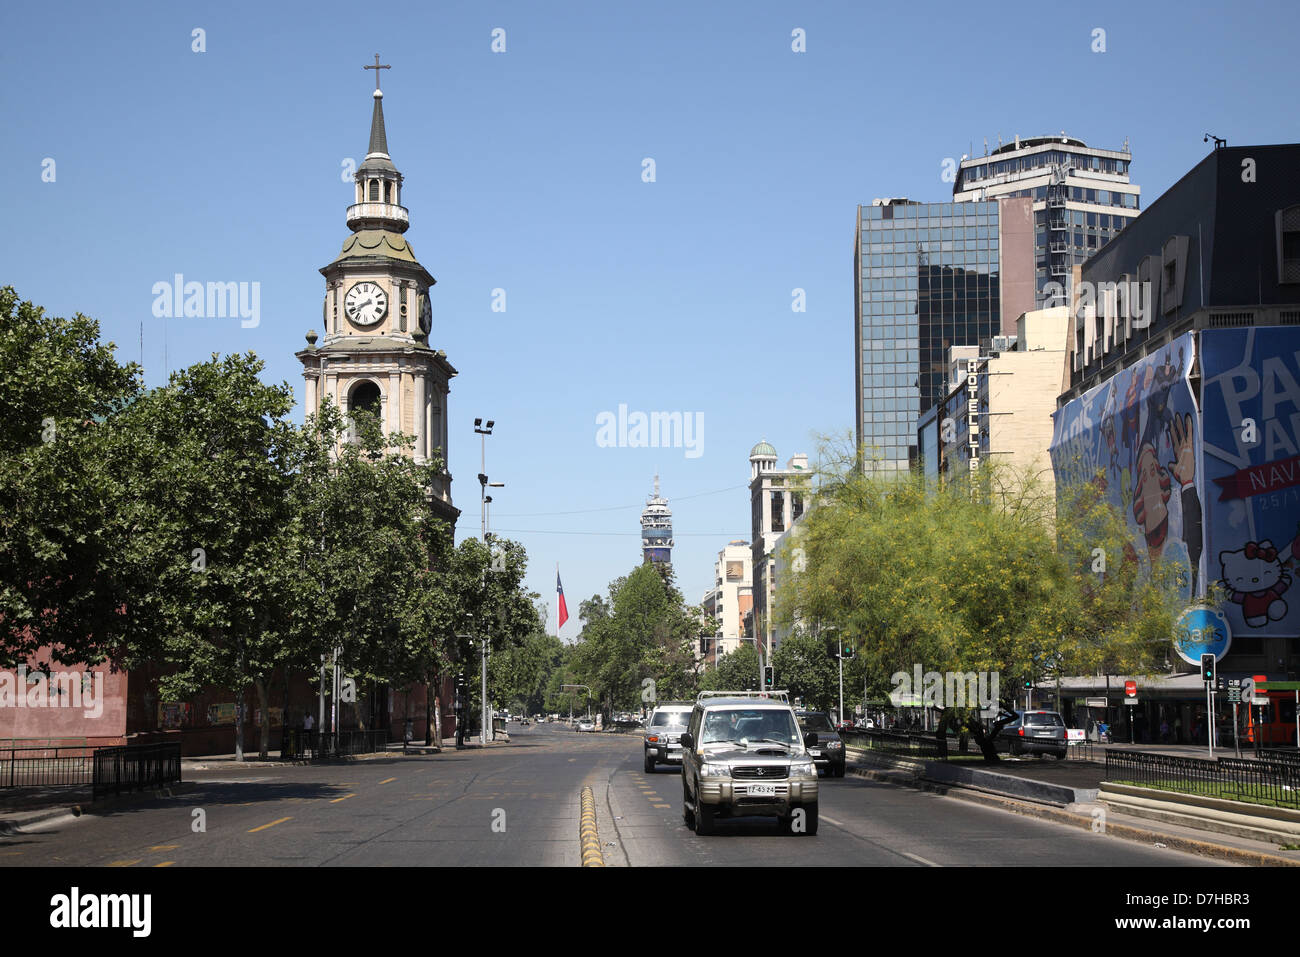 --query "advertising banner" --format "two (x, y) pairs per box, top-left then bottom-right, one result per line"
(1201, 327), (1300, 637)
(1050, 333), (1202, 602)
